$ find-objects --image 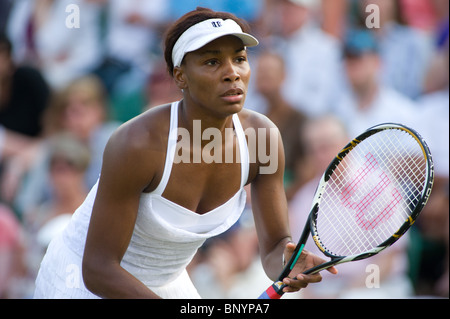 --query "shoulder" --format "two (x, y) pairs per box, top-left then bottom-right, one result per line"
(237, 108), (279, 131)
(237, 109), (284, 179)
(99, 103), (173, 191)
(102, 103), (172, 174)
(238, 108), (281, 148)
(108, 103), (171, 153)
